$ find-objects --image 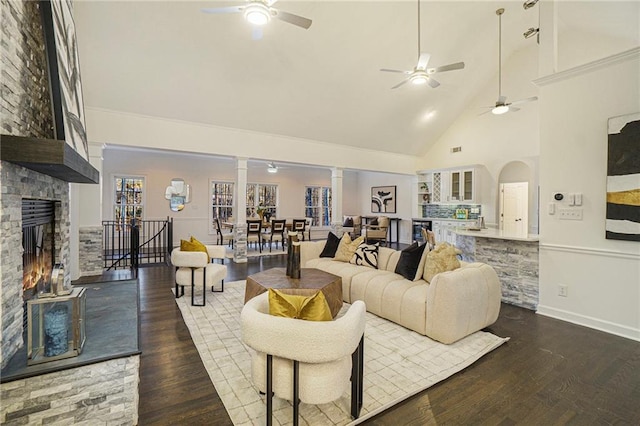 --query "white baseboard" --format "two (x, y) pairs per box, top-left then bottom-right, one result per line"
(537, 304), (640, 342)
